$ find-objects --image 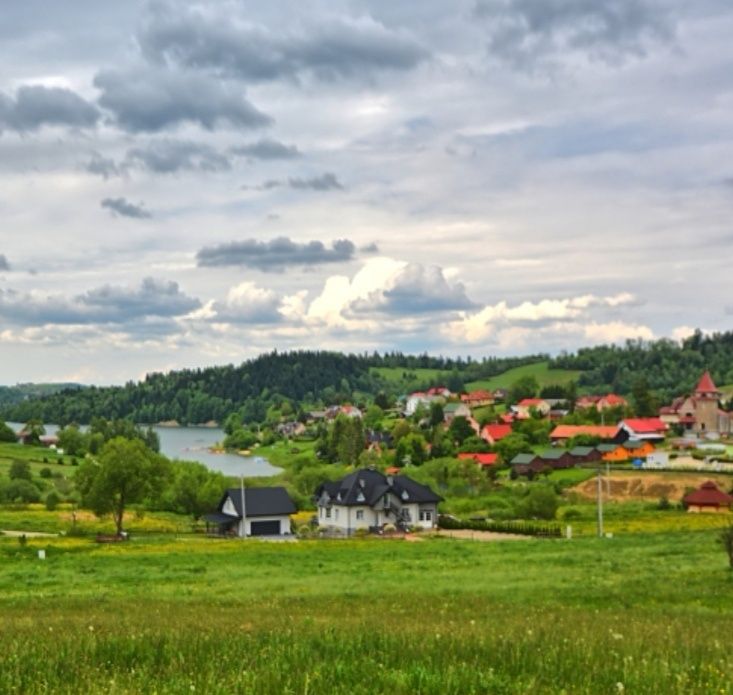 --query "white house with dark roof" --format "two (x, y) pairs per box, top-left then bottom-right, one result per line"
(314, 469), (442, 535)
(204, 486), (296, 537)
